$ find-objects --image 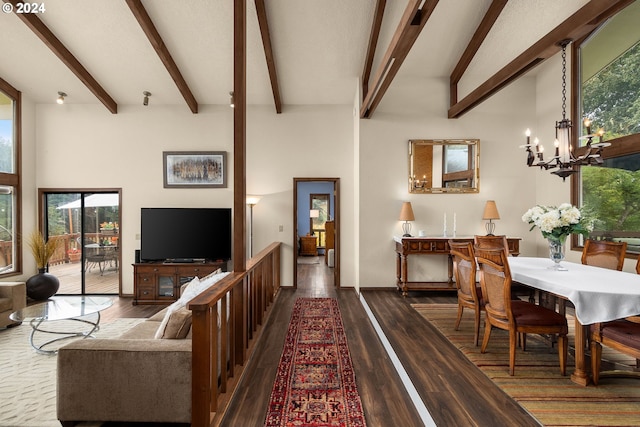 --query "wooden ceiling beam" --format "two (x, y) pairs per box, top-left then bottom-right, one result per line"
(3, 0), (117, 113)
(126, 0), (199, 114)
(360, 0), (439, 119)
(448, 0), (633, 119)
(449, 0), (507, 107)
(255, 0), (282, 114)
(361, 0), (386, 99)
